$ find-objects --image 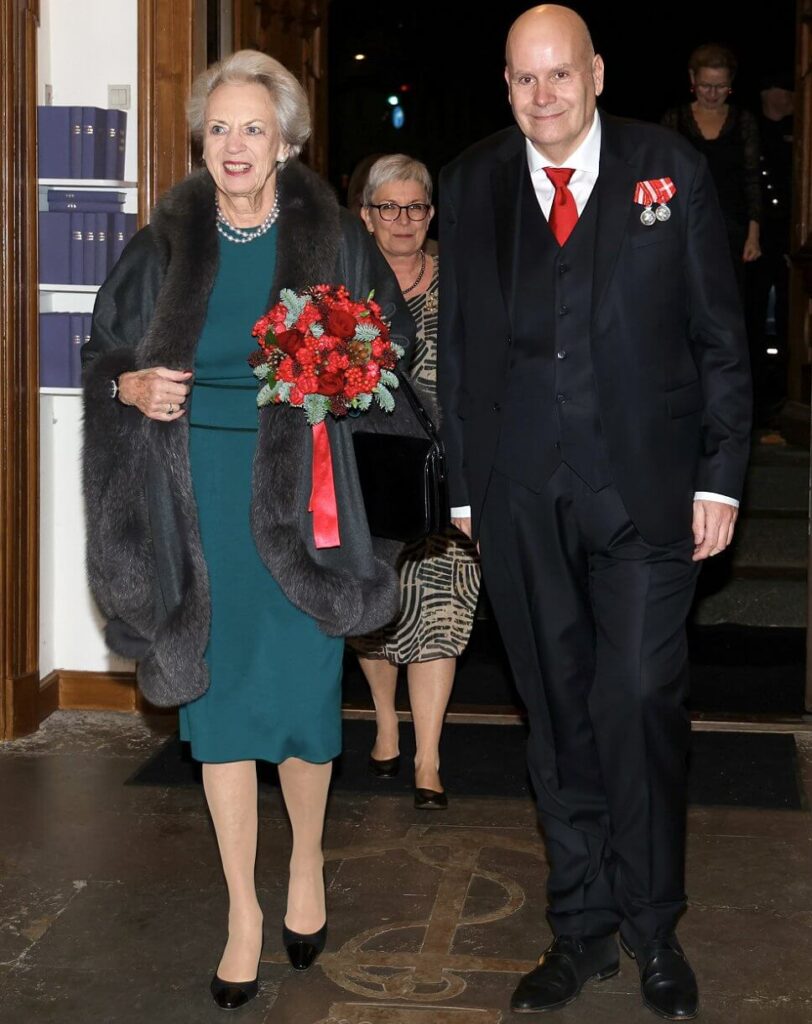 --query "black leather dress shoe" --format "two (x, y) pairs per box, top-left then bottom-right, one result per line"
(414, 787), (448, 809)
(210, 973), (259, 1010)
(510, 934), (619, 1013)
(368, 754), (400, 778)
(282, 920), (327, 971)
(621, 935), (699, 1020)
